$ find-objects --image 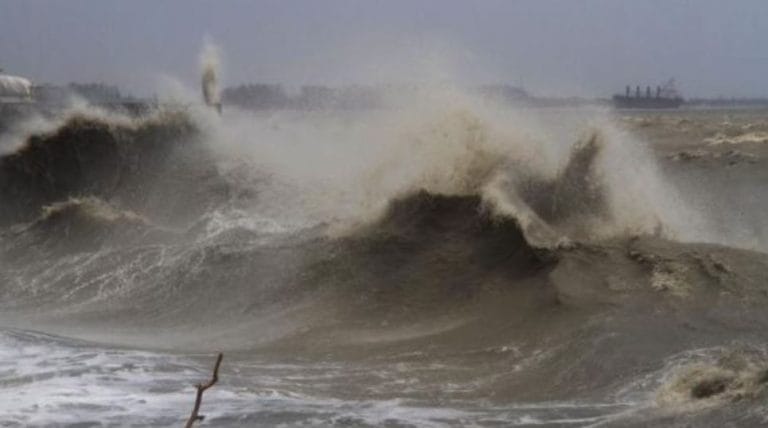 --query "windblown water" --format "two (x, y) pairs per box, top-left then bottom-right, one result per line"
(2, 94), (768, 427)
